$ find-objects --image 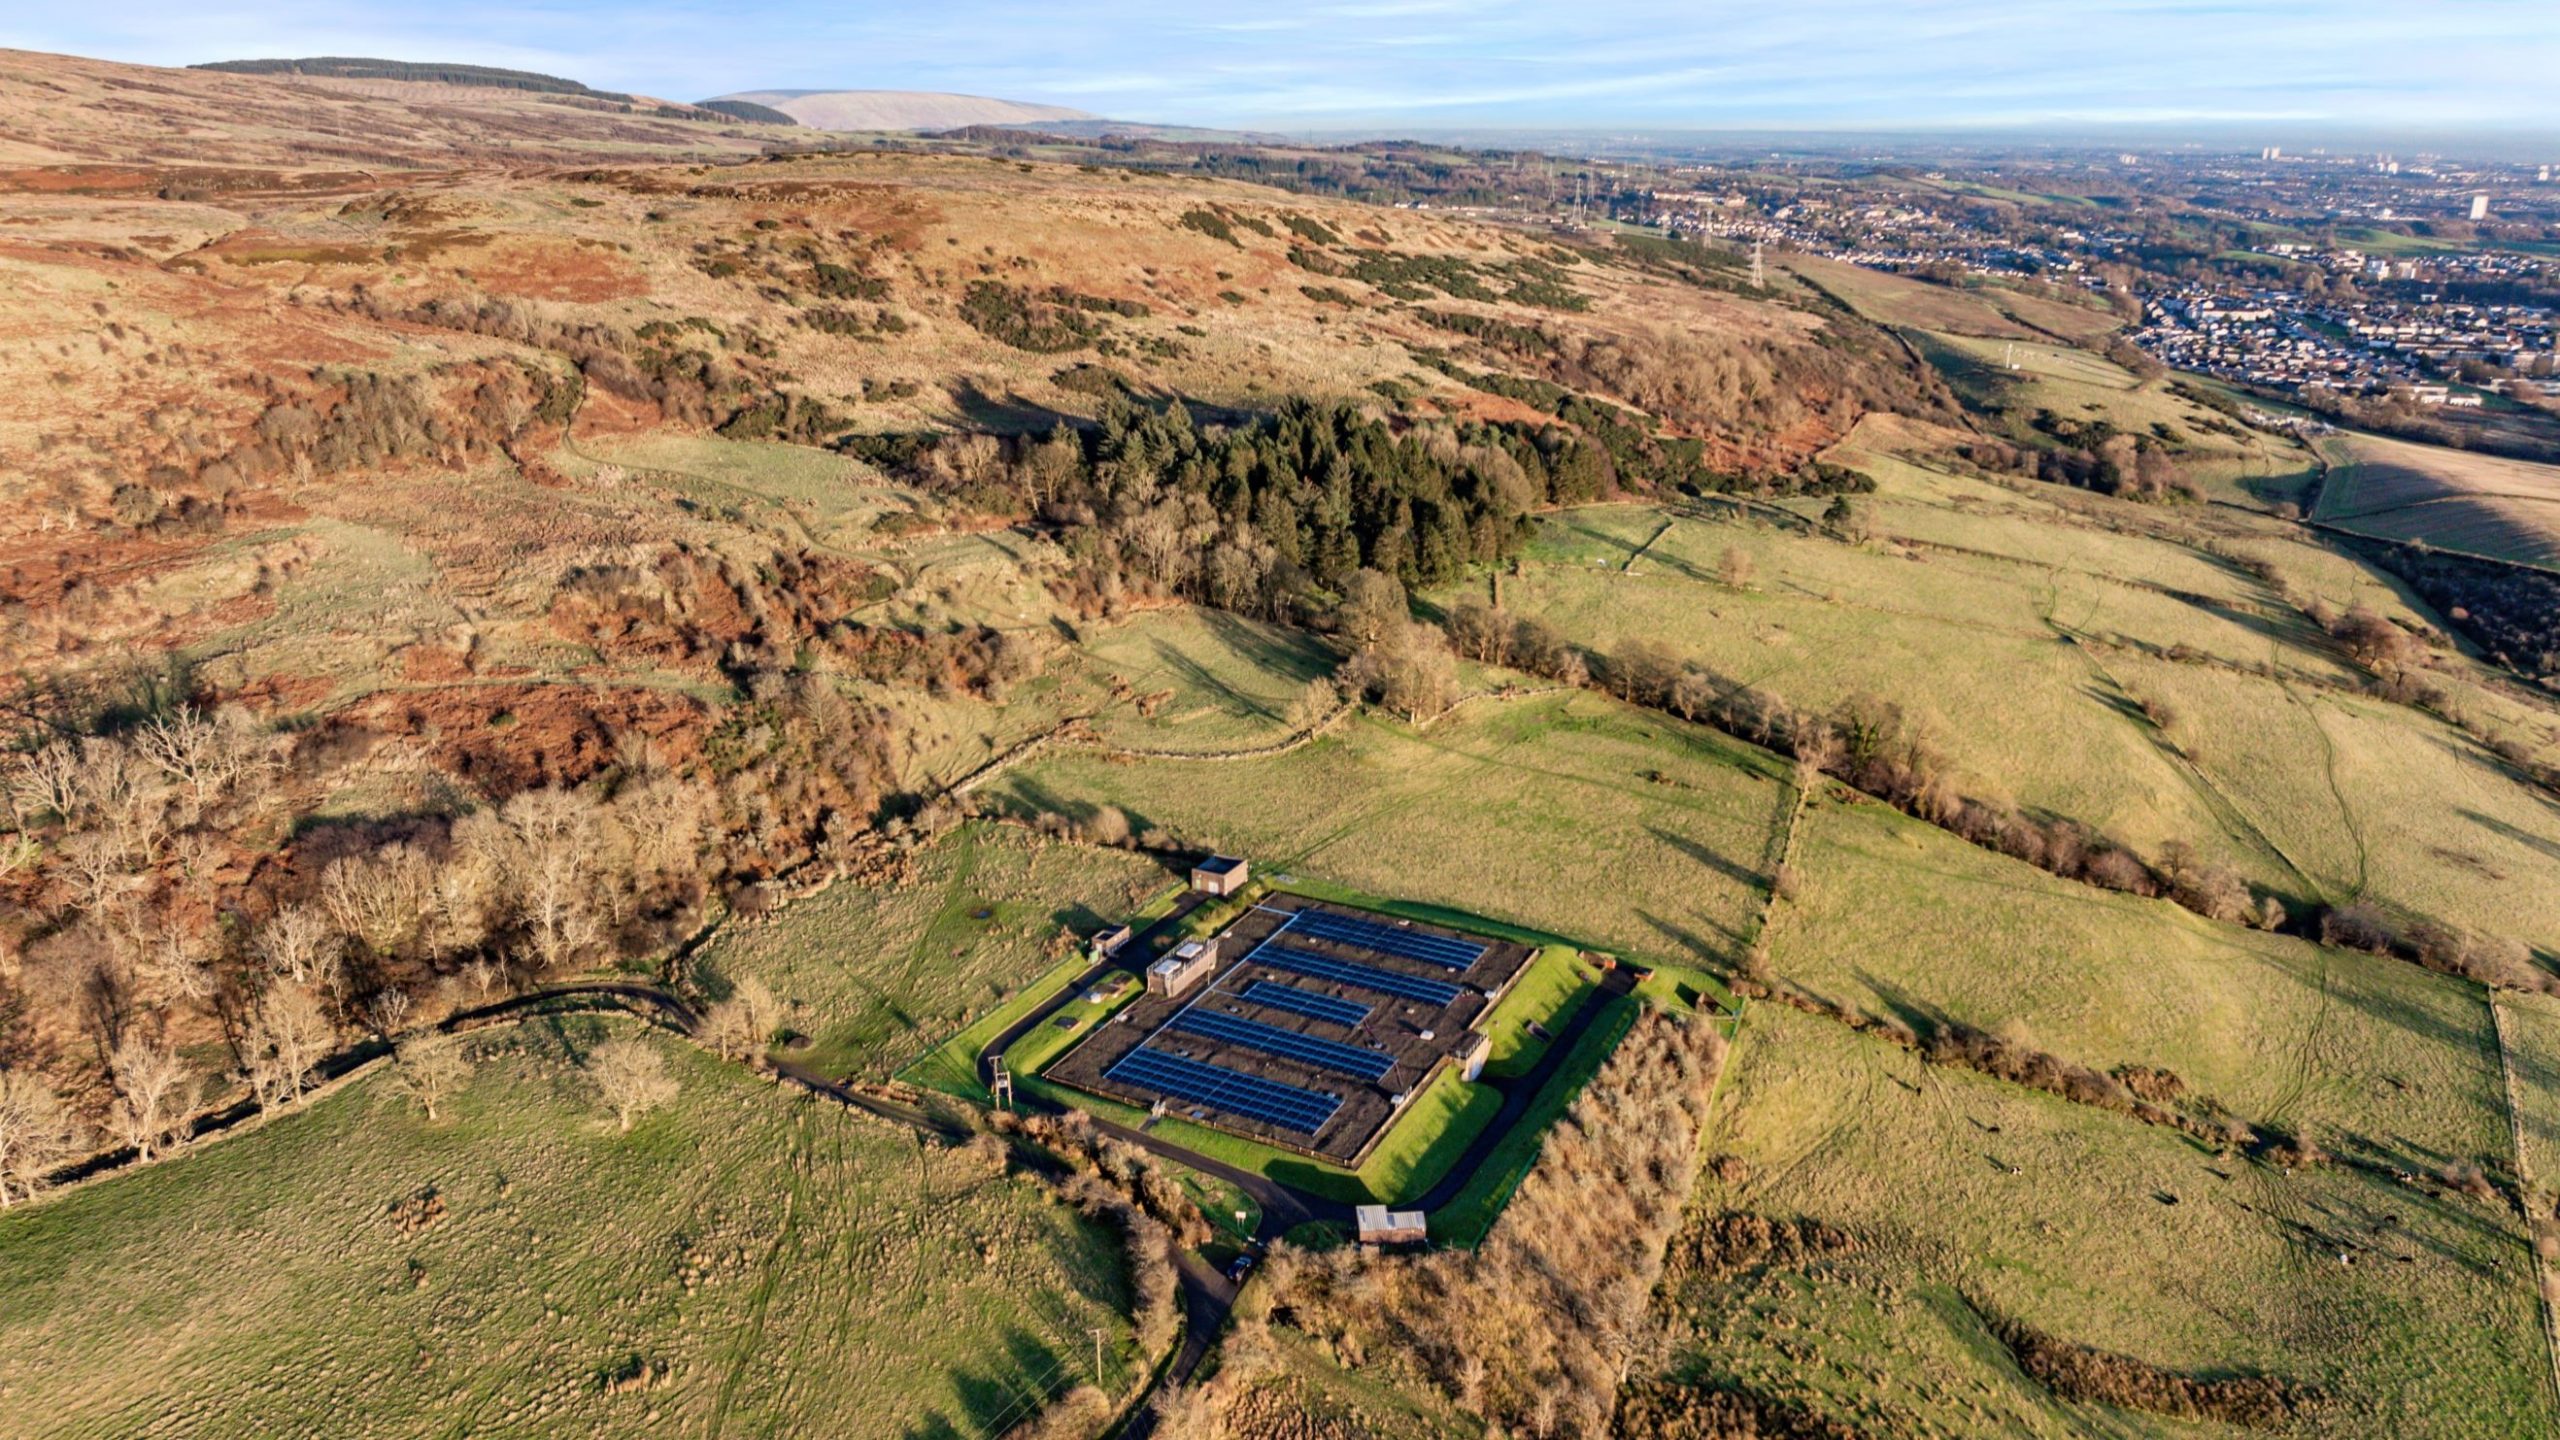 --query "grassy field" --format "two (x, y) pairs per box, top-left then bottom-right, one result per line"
(1899, 329), (2313, 504)
(990, 690), (1791, 973)
(2109, 654), (2560, 956)
(1780, 253), (2123, 343)
(1667, 1004), (2552, 1439)
(1501, 511), (2298, 886)
(1000, 970), (1143, 1079)
(1480, 946), (1599, 1076)
(697, 822), (1169, 1080)
(1769, 792), (2511, 1168)
(2499, 989), (2560, 1195)
(573, 433), (920, 554)
(2314, 432), (2560, 569)
(0, 1021), (1138, 1440)
(1065, 608), (1338, 754)
(1486, 447), (2560, 952)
